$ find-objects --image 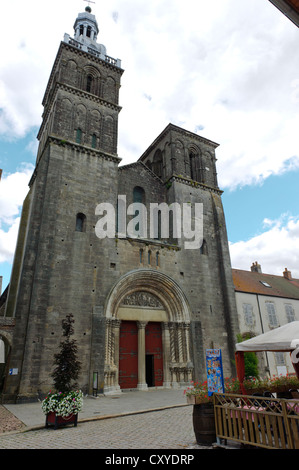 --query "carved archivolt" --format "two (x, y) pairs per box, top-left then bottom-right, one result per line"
(120, 291), (163, 308)
(103, 270), (193, 392)
(105, 269), (191, 322)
